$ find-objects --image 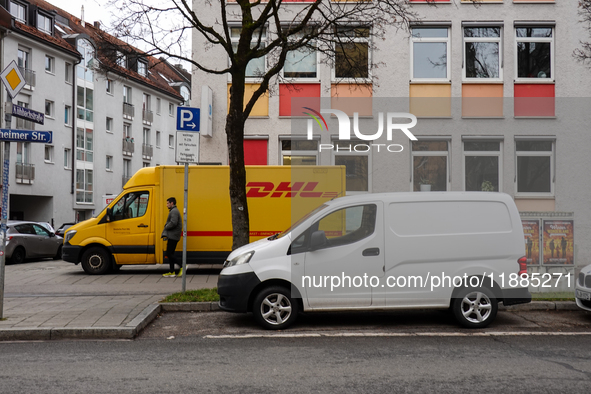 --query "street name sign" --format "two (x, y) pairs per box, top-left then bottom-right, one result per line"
(0, 129), (53, 143)
(0, 61), (26, 99)
(176, 106), (200, 132)
(11, 104), (45, 125)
